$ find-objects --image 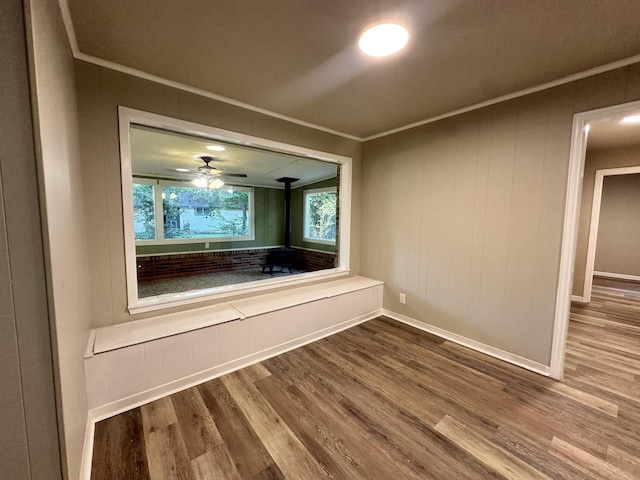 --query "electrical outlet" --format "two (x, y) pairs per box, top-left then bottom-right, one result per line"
(399, 293), (407, 304)
(205, 242), (209, 248)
